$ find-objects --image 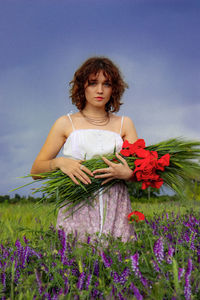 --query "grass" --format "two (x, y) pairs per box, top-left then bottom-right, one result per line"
(0, 197), (200, 299)
(0, 197), (199, 243)
(0, 202), (57, 242)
